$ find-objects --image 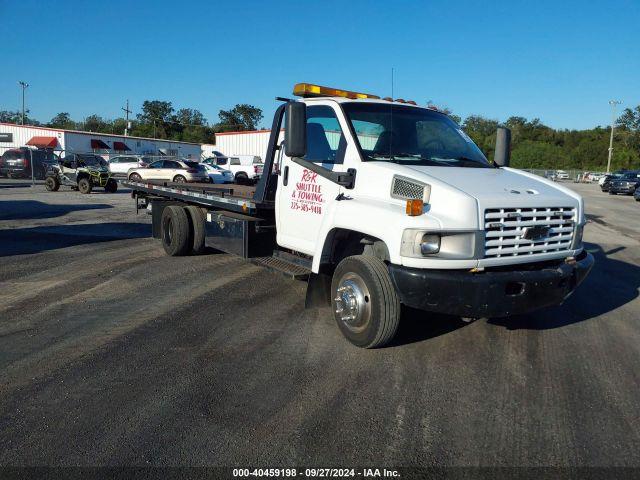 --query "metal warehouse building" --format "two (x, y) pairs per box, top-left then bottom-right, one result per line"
(0, 123), (202, 159)
(202, 130), (276, 159)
